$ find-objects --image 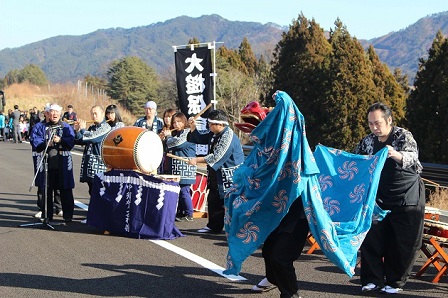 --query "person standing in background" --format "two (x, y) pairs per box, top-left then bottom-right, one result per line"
(0, 111), (6, 141)
(159, 108), (177, 174)
(62, 104), (78, 123)
(29, 107), (41, 135)
(11, 105), (22, 143)
(104, 104), (124, 130)
(134, 101), (163, 134)
(0, 90), (5, 113)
